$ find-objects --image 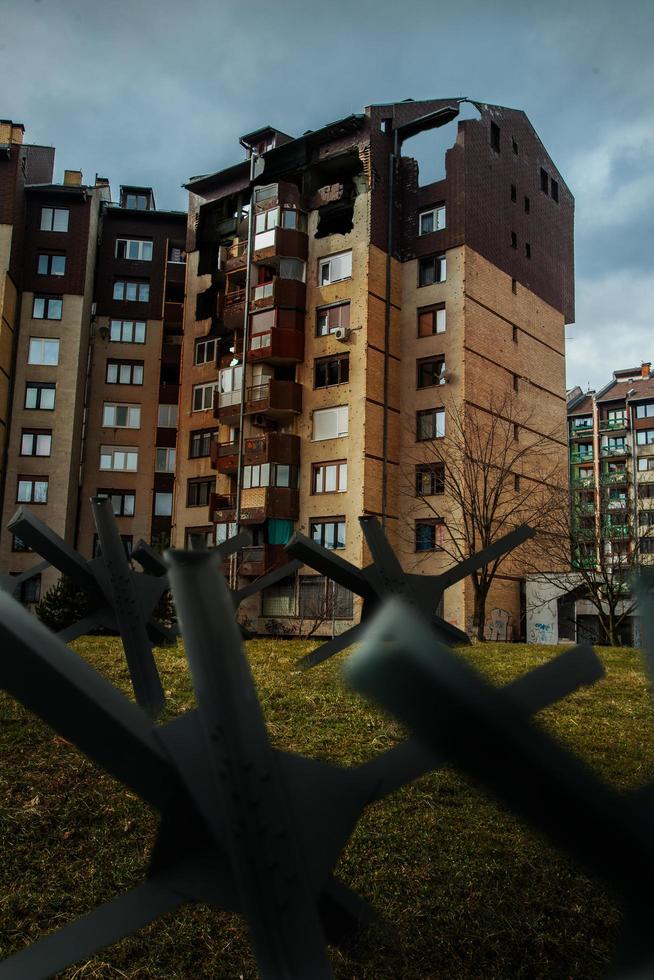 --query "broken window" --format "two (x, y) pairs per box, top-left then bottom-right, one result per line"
(525, 242), (531, 259)
(490, 121), (501, 153)
(511, 184), (517, 202)
(511, 232), (517, 250)
(540, 168), (549, 194)
(551, 178), (559, 203)
(419, 205), (446, 235)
